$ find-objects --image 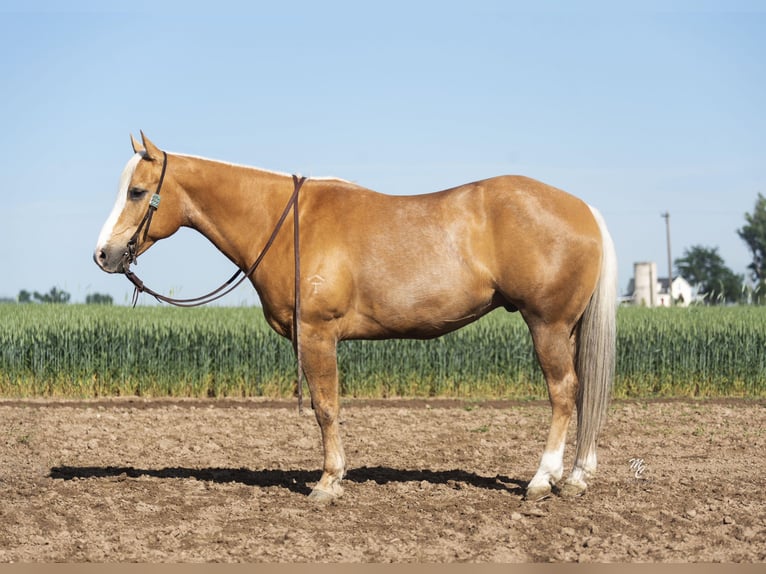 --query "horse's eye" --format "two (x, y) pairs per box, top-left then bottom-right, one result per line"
(129, 187), (148, 201)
